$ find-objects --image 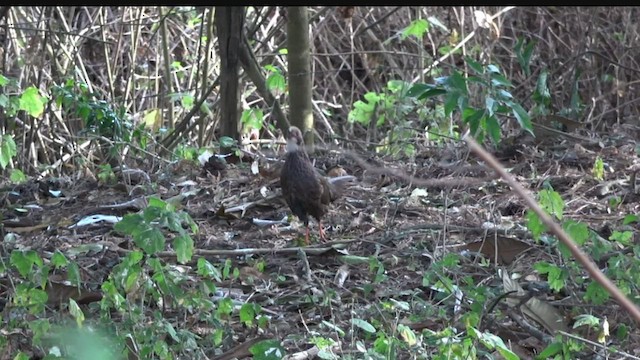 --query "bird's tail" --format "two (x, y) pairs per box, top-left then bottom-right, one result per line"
(327, 175), (356, 201)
